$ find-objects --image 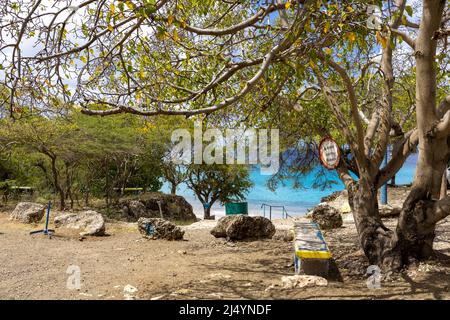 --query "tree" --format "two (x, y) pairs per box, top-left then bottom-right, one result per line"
(186, 164), (253, 219)
(1, 0), (450, 269)
(0, 112), (166, 208)
(151, 116), (193, 195)
(161, 162), (187, 195)
(0, 116), (84, 209)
